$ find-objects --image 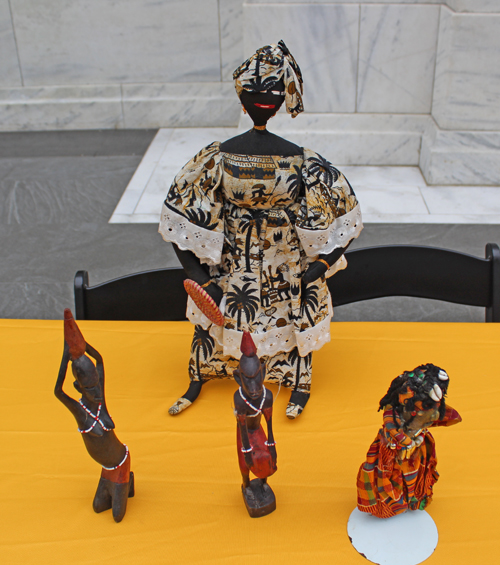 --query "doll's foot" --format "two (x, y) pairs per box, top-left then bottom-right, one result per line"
(286, 390), (310, 419)
(168, 397), (192, 415)
(168, 380), (202, 416)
